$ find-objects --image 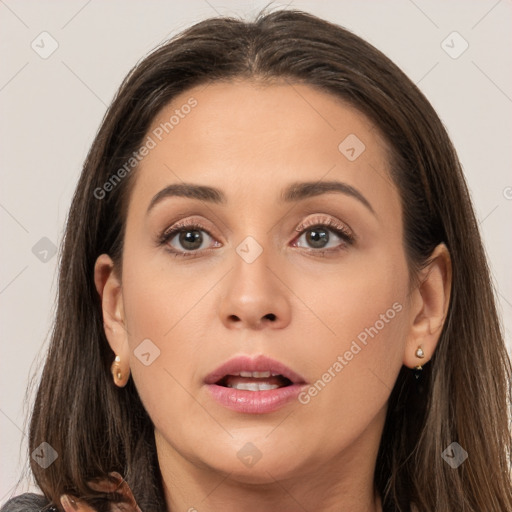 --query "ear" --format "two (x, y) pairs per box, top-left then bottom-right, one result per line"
(94, 254), (131, 379)
(403, 243), (452, 369)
